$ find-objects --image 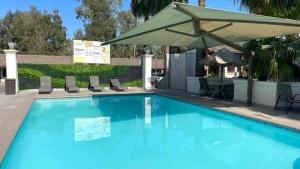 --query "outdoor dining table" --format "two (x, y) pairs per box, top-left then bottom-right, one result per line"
(207, 82), (233, 99)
